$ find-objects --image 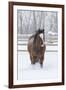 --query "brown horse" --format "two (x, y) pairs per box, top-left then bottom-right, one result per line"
(27, 29), (46, 67)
